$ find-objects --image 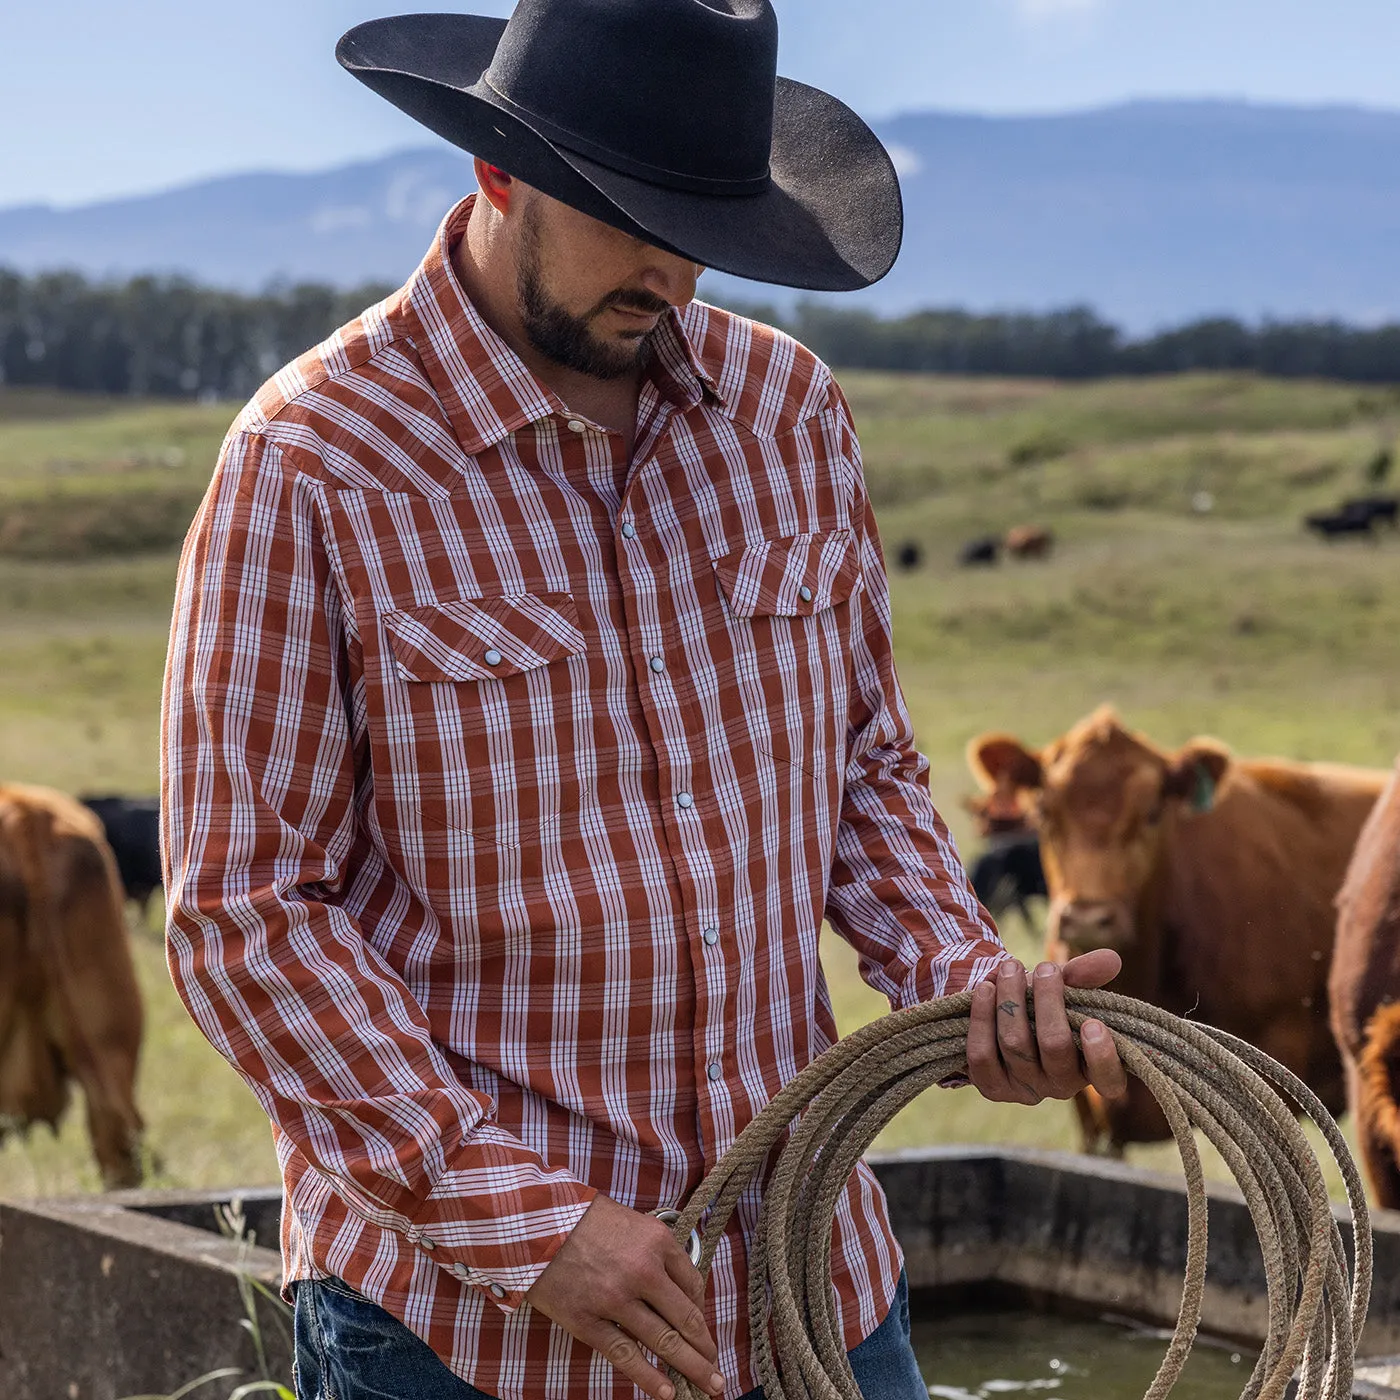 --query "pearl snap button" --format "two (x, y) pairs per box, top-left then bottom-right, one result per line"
(621, 522), (637, 539)
(484, 649), (503, 667)
(707, 1062), (723, 1081)
(567, 419), (587, 434)
(649, 656), (666, 673)
(676, 792), (694, 810)
(453, 1263), (469, 1280)
(489, 1283), (508, 1300)
(799, 585), (814, 603)
(420, 1236), (437, 1251)
(703, 927), (719, 947)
